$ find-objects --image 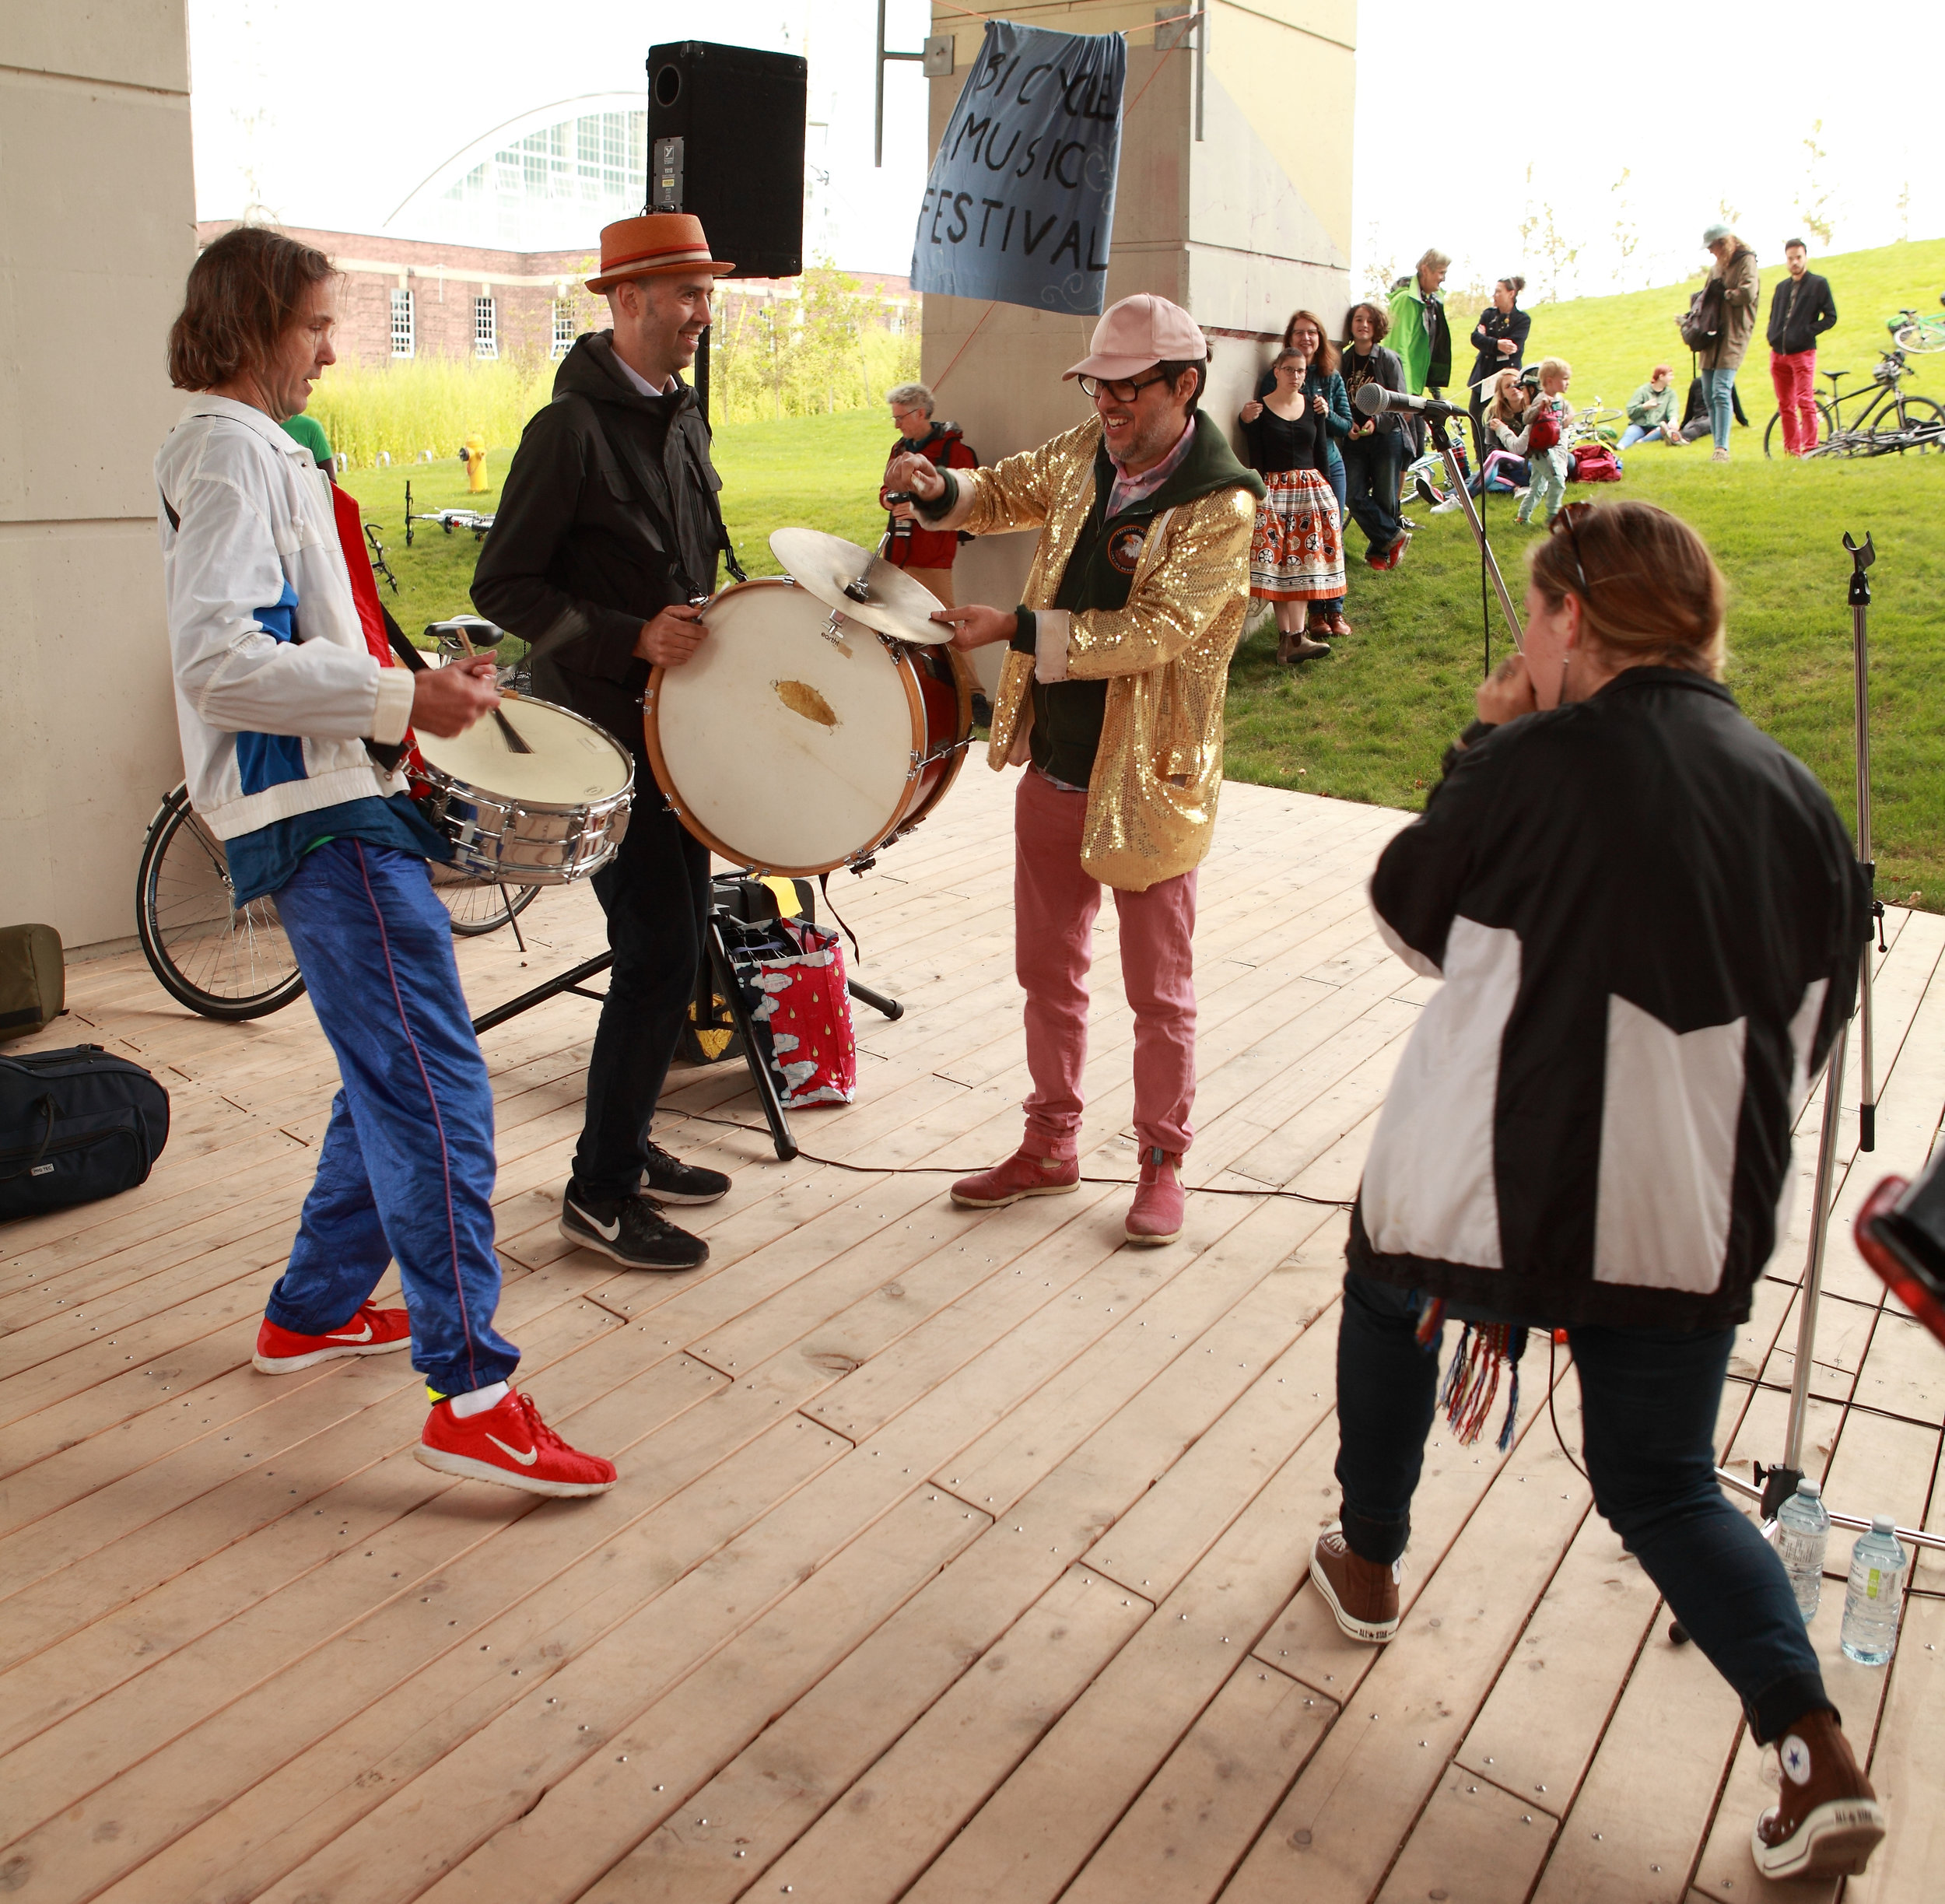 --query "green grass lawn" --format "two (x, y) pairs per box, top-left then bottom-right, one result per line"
(342, 248), (1945, 906)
